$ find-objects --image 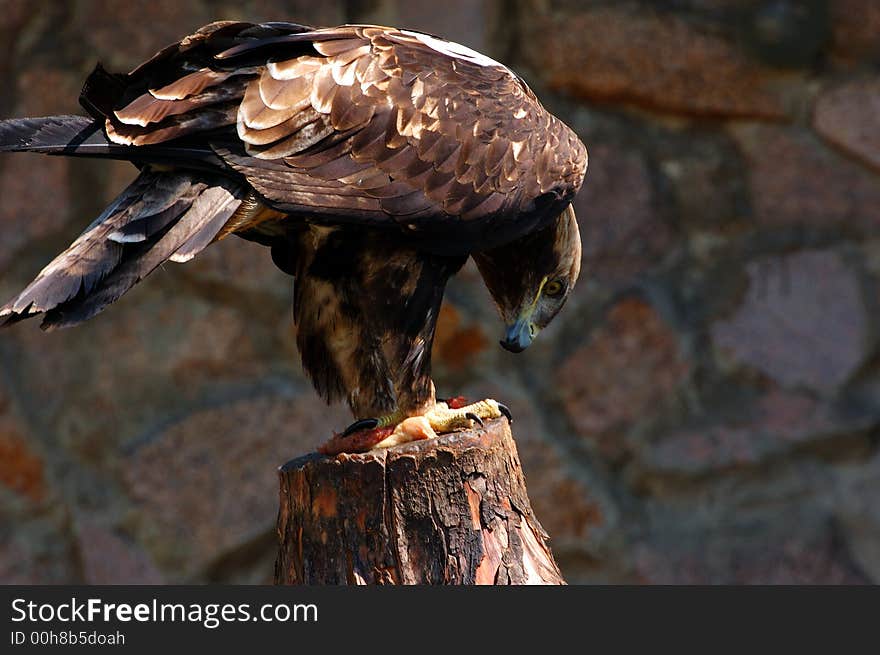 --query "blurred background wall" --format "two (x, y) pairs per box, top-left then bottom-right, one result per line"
(1, 0), (879, 584)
